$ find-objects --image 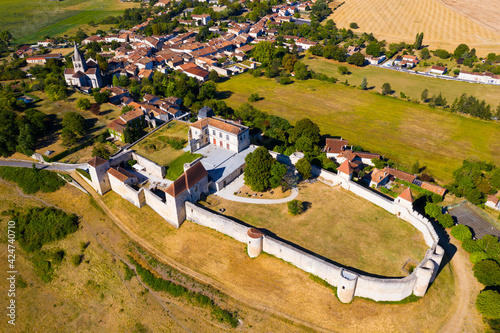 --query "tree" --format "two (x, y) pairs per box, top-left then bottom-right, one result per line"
(349, 22), (358, 29)
(425, 202), (441, 218)
(92, 143), (111, 159)
(248, 93), (260, 102)
(16, 123), (35, 156)
(360, 77), (368, 90)
(282, 54), (298, 72)
(473, 259), (500, 286)
(45, 84), (67, 101)
(411, 160), (420, 174)
(450, 224), (472, 241)
(293, 61), (310, 80)
(347, 52), (365, 66)
(61, 127), (78, 146)
(454, 43), (470, 59)
(437, 213), (454, 228)
(76, 97), (91, 110)
(470, 251), (488, 264)
(366, 41), (381, 57)
(208, 70), (220, 83)
(269, 162), (288, 188)
(62, 112), (86, 136)
(0, 110), (19, 157)
(244, 146), (275, 192)
(123, 124), (142, 144)
(288, 200), (304, 216)
(0, 30), (13, 44)
(288, 118), (320, 146)
(295, 158), (311, 179)
(199, 81), (217, 101)
(381, 82), (392, 95)
(413, 32), (424, 50)
(93, 91), (109, 104)
(338, 66), (349, 75)
(421, 89), (429, 102)
(420, 47), (430, 60)
(476, 290), (500, 319)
